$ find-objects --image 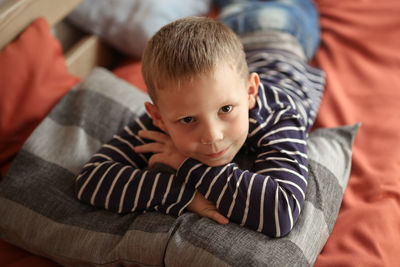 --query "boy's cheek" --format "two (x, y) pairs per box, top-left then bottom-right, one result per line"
(176, 143), (195, 157)
(233, 114), (250, 137)
(169, 134), (195, 156)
